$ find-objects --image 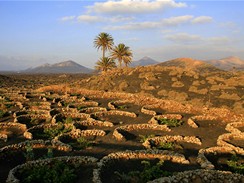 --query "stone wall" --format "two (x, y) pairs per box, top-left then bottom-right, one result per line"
(141, 106), (157, 116)
(187, 118), (198, 128)
(225, 122), (244, 134)
(0, 139), (72, 155)
(75, 119), (114, 127)
(0, 122), (27, 142)
(143, 135), (202, 149)
(79, 107), (107, 113)
(93, 150), (189, 183)
(149, 169), (244, 183)
(148, 114), (182, 125)
(217, 133), (244, 155)
(92, 110), (137, 118)
(113, 124), (171, 141)
(70, 129), (106, 138)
